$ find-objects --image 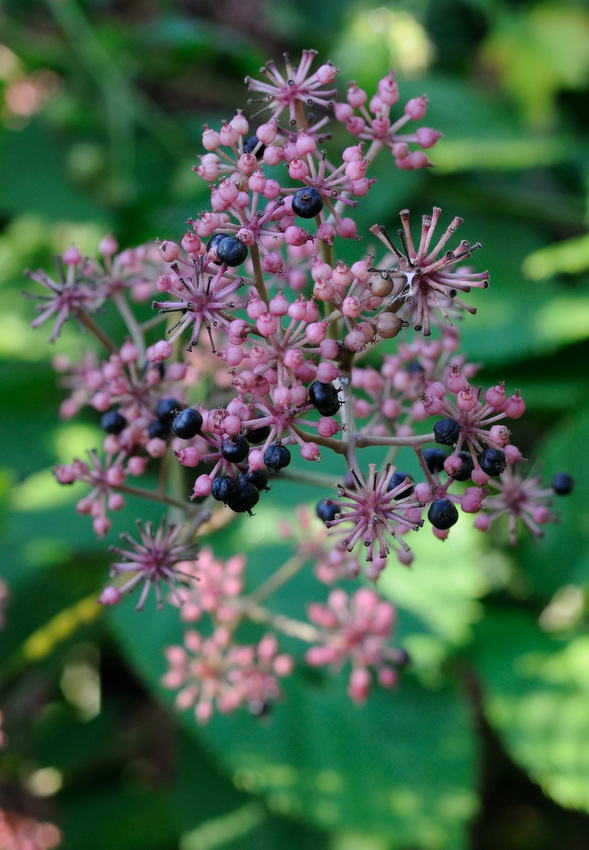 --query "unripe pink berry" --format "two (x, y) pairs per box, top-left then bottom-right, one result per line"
(301, 442), (321, 461)
(316, 62), (338, 83)
(472, 467), (490, 486)
(348, 667), (371, 703)
(263, 146), (284, 166)
(151, 340), (173, 361)
(288, 299), (308, 321)
(346, 116), (366, 135)
(504, 444), (525, 463)
(99, 233), (118, 256)
(107, 493), (125, 511)
(284, 226), (311, 246)
(504, 392), (525, 418)
(461, 487), (485, 513)
(334, 102), (354, 122)
(219, 121), (239, 146)
(318, 417), (339, 438)
(372, 116), (391, 136)
(288, 158), (309, 180)
(120, 340), (139, 363)
(63, 244), (82, 265)
(291, 384), (309, 406)
(202, 125), (221, 150)
(337, 217), (358, 239)
(273, 386), (292, 408)
(316, 362), (338, 383)
(456, 387), (480, 412)
(416, 127), (442, 149)
(230, 109), (248, 135)
(474, 514), (491, 532)
(405, 95), (428, 120)
(93, 516), (111, 538)
(317, 223), (336, 244)
(415, 482), (434, 503)
(320, 339), (340, 359)
(158, 240), (180, 262)
(174, 447), (200, 467)
(256, 312), (278, 336)
(305, 321), (328, 344)
(223, 414), (243, 436)
(269, 292), (289, 316)
(192, 474), (212, 497)
(347, 82), (367, 107)
(99, 586), (122, 606)
(256, 120), (278, 144)
(488, 424), (510, 447)
(485, 383), (506, 408)
(248, 449), (266, 471)
(378, 72), (399, 105)
(409, 150), (429, 169)
(127, 456), (147, 476)
(146, 437), (167, 457)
